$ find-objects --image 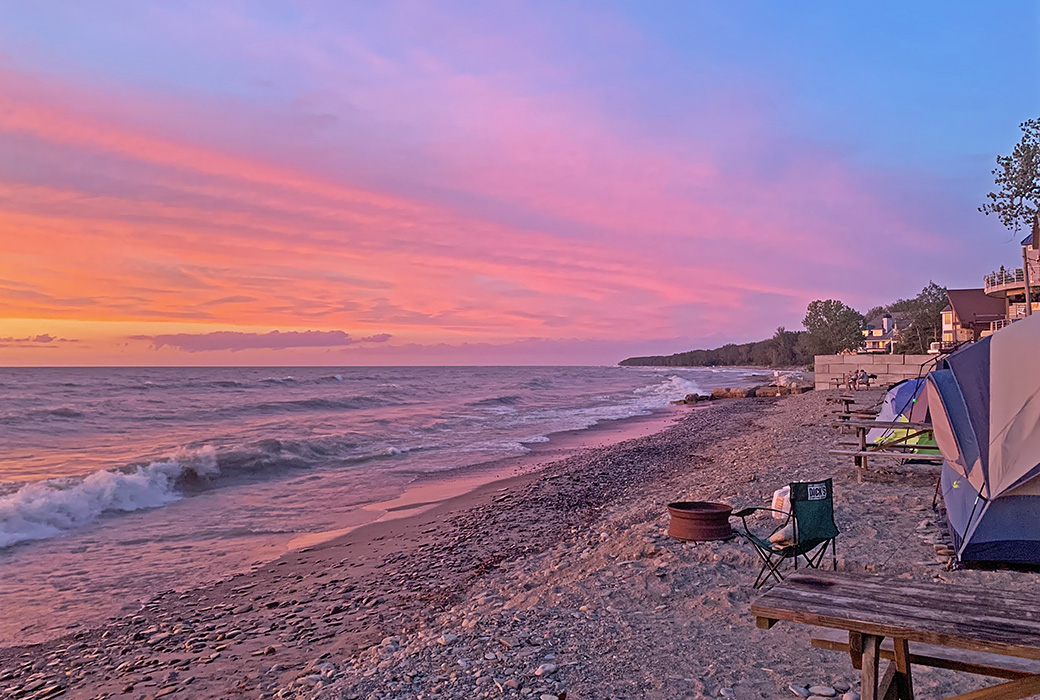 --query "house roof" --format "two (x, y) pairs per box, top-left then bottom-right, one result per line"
(862, 311), (910, 341)
(864, 311), (911, 328)
(946, 288), (1006, 323)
